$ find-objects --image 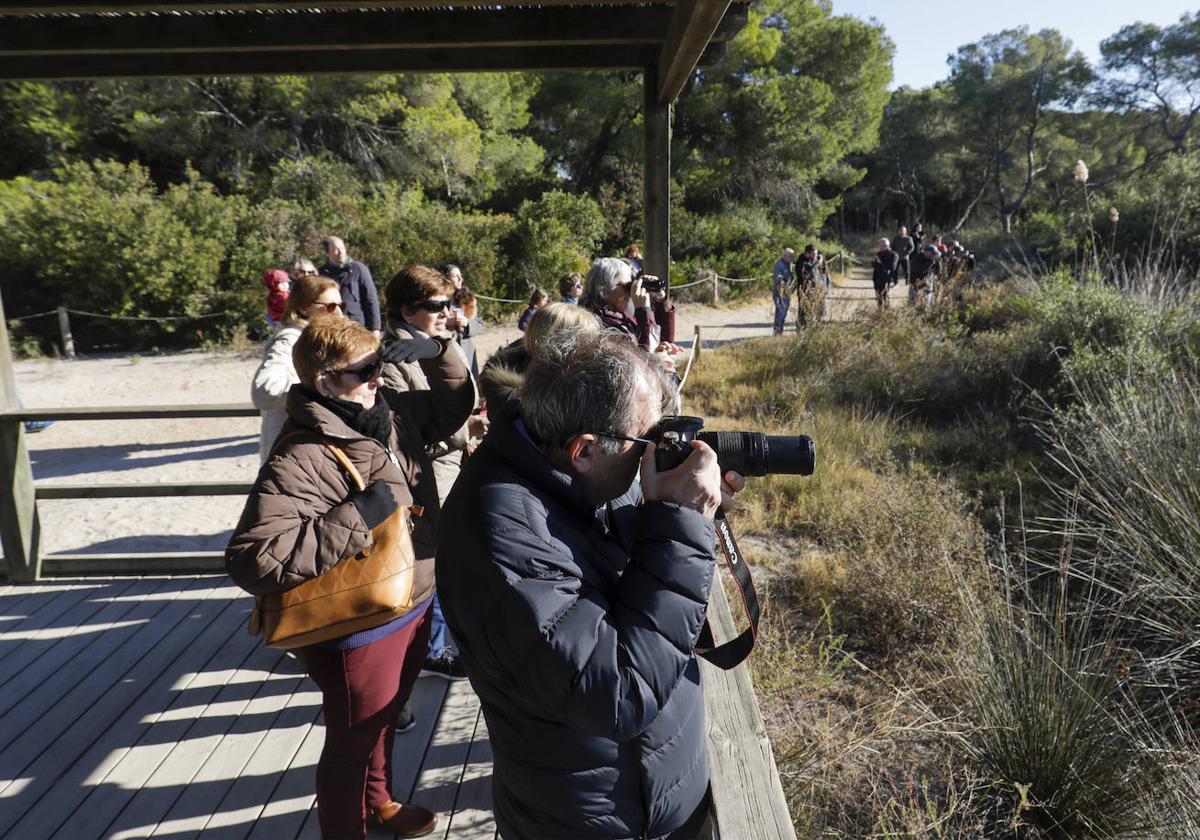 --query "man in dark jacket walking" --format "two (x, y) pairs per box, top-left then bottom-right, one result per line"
(322, 235), (382, 335)
(436, 330), (744, 840)
(871, 237), (899, 310)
